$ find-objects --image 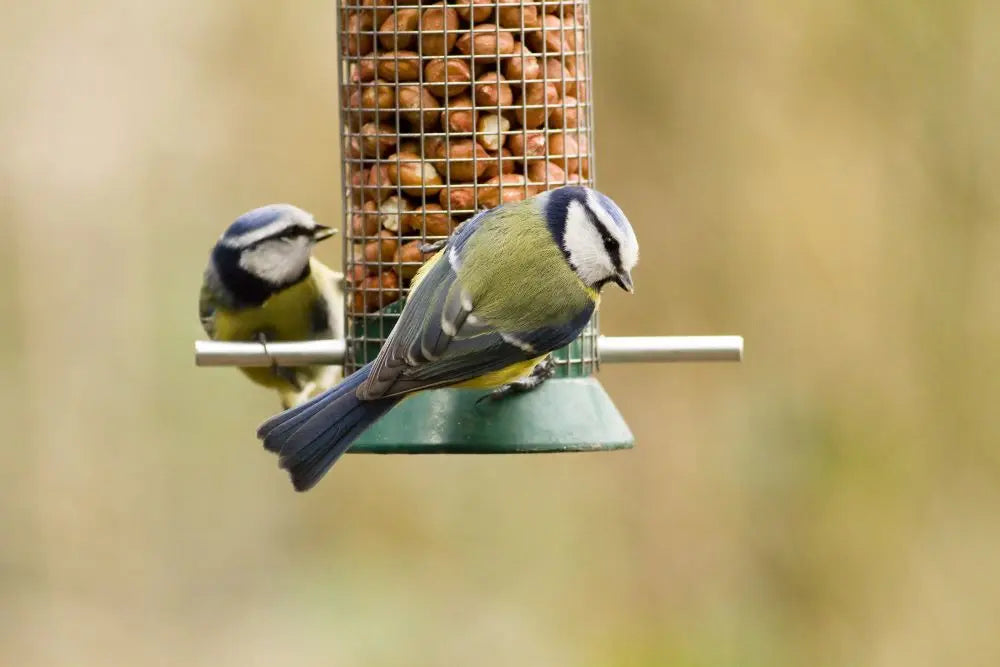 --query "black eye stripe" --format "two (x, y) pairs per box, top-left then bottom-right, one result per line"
(250, 225), (311, 246)
(280, 225), (312, 238)
(583, 205), (623, 271)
